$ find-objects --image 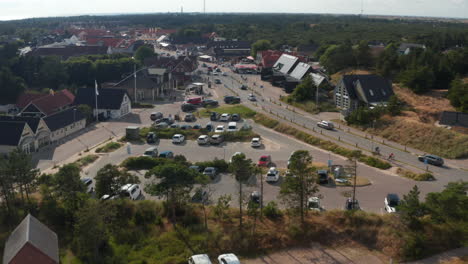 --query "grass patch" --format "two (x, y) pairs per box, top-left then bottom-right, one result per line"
(397, 168), (436, 181)
(95, 142), (123, 153)
(198, 105), (257, 118)
(281, 97), (339, 114)
(74, 155), (99, 168)
(253, 113), (279, 128)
